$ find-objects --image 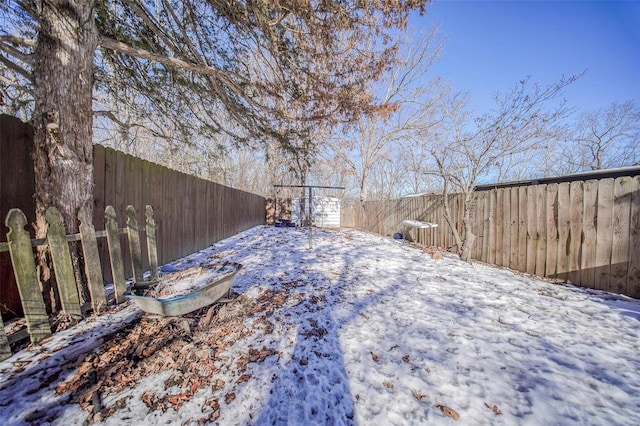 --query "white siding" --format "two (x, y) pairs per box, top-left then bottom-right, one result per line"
(291, 196), (341, 228)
